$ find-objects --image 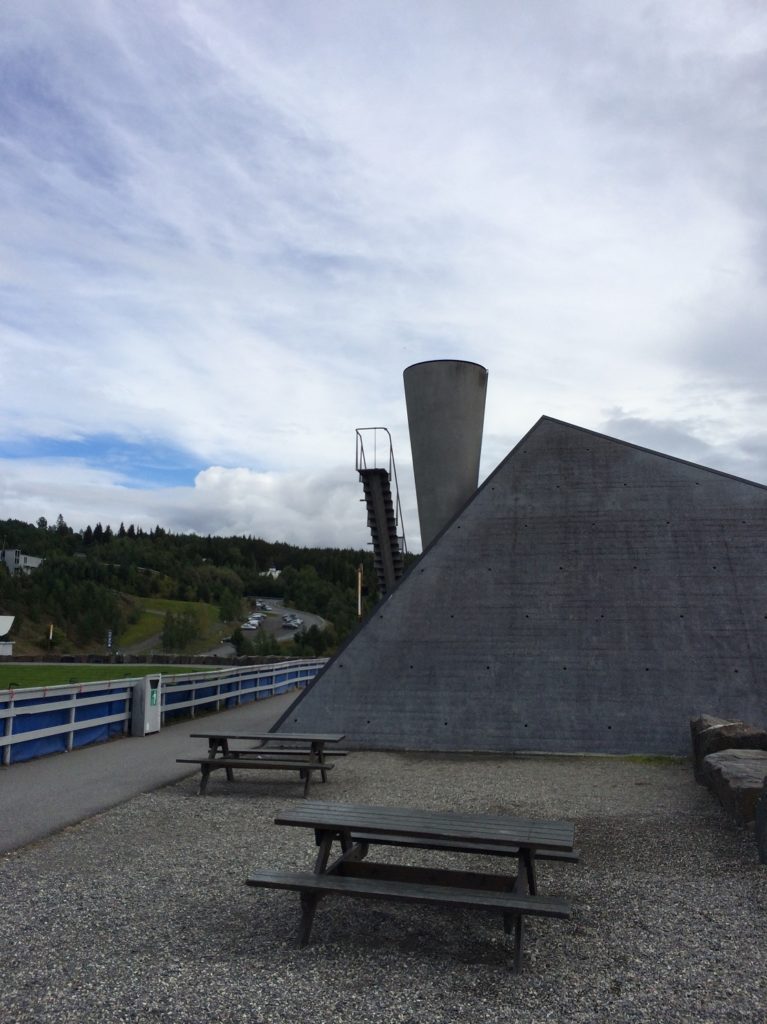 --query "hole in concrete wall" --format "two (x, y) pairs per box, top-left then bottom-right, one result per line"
(409, 664), (414, 669)
(443, 721), (448, 726)
(608, 725), (612, 730)
(734, 669), (739, 674)
(486, 665), (491, 670)
(633, 566), (637, 570)
(645, 667), (650, 672)
(366, 719), (370, 724)
(339, 663), (344, 668)
(524, 723), (528, 728)
(712, 566), (717, 570)
(679, 614), (685, 619)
